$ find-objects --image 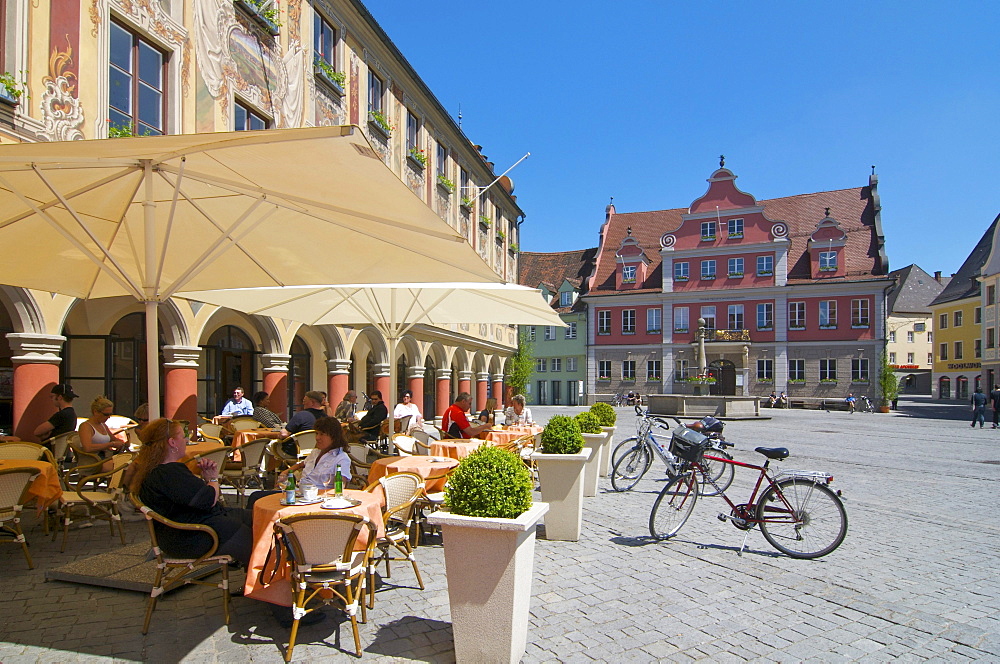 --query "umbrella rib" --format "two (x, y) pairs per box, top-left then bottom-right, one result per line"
(108, 173), (148, 298)
(159, 197), (275, 298)
(155, 163), (465, 243)
(0, 170), (142, 299)
(0, 165), (138, 231)
(155, 156), (187, 295)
